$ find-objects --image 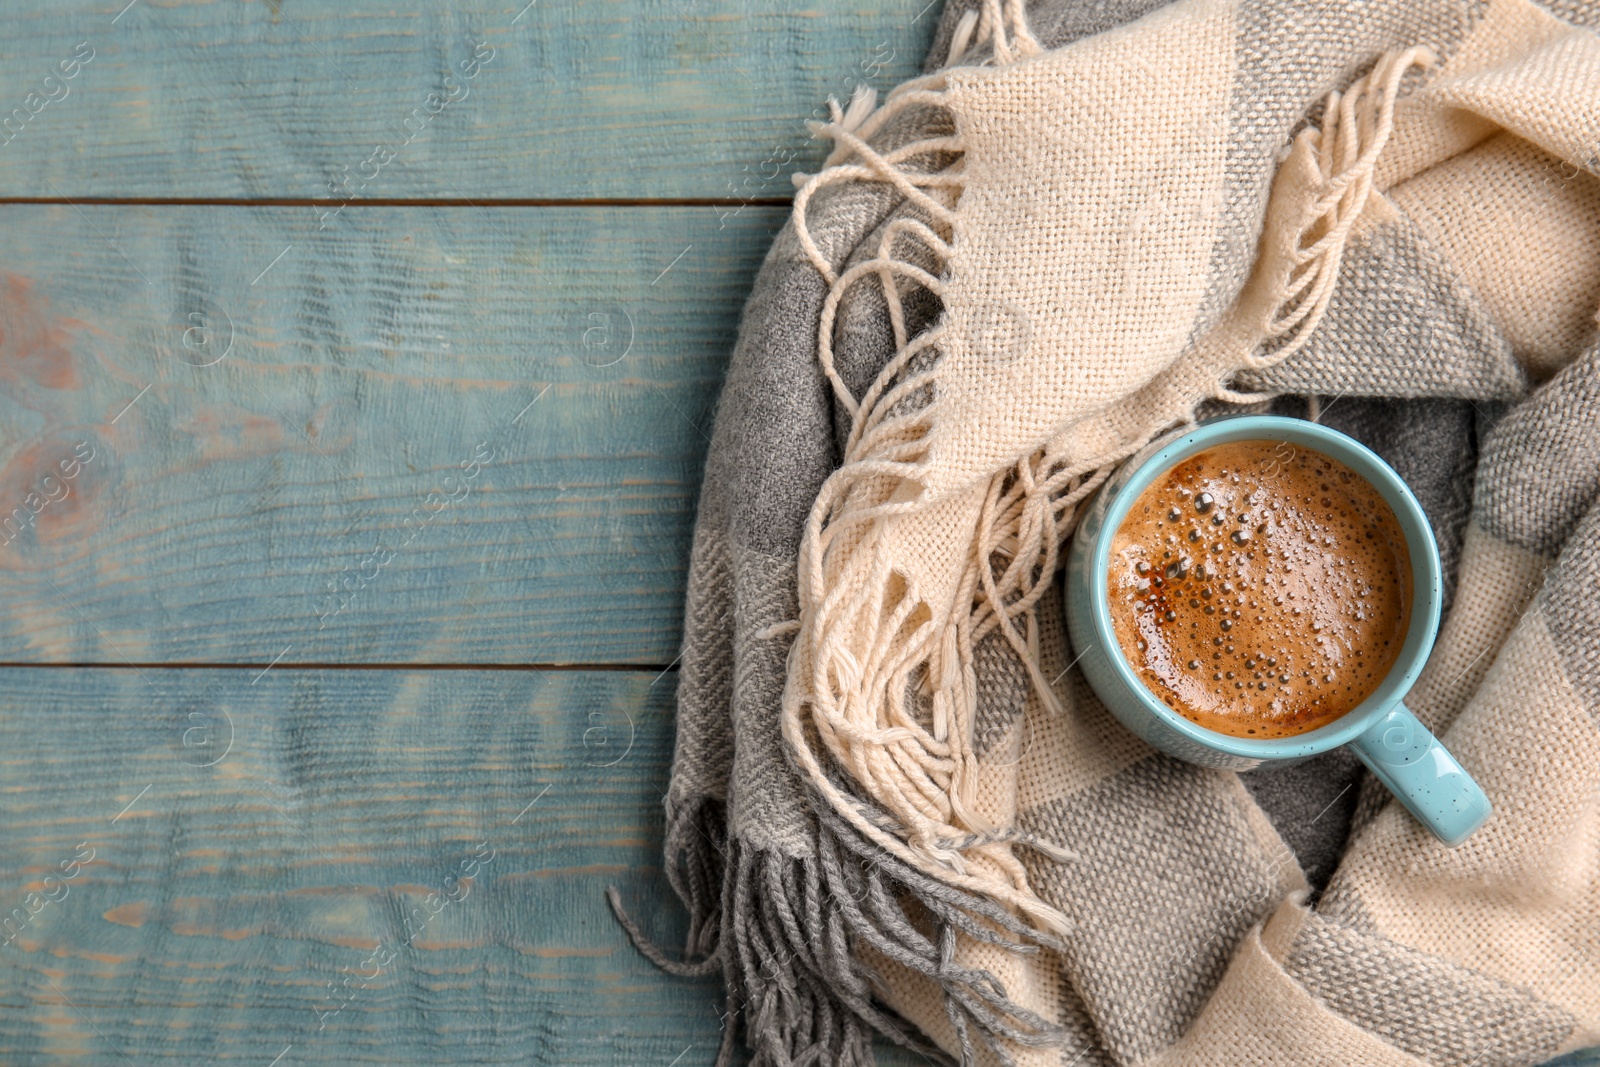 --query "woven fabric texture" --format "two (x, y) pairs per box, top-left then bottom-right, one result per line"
(616, 1), (1600, 1064)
